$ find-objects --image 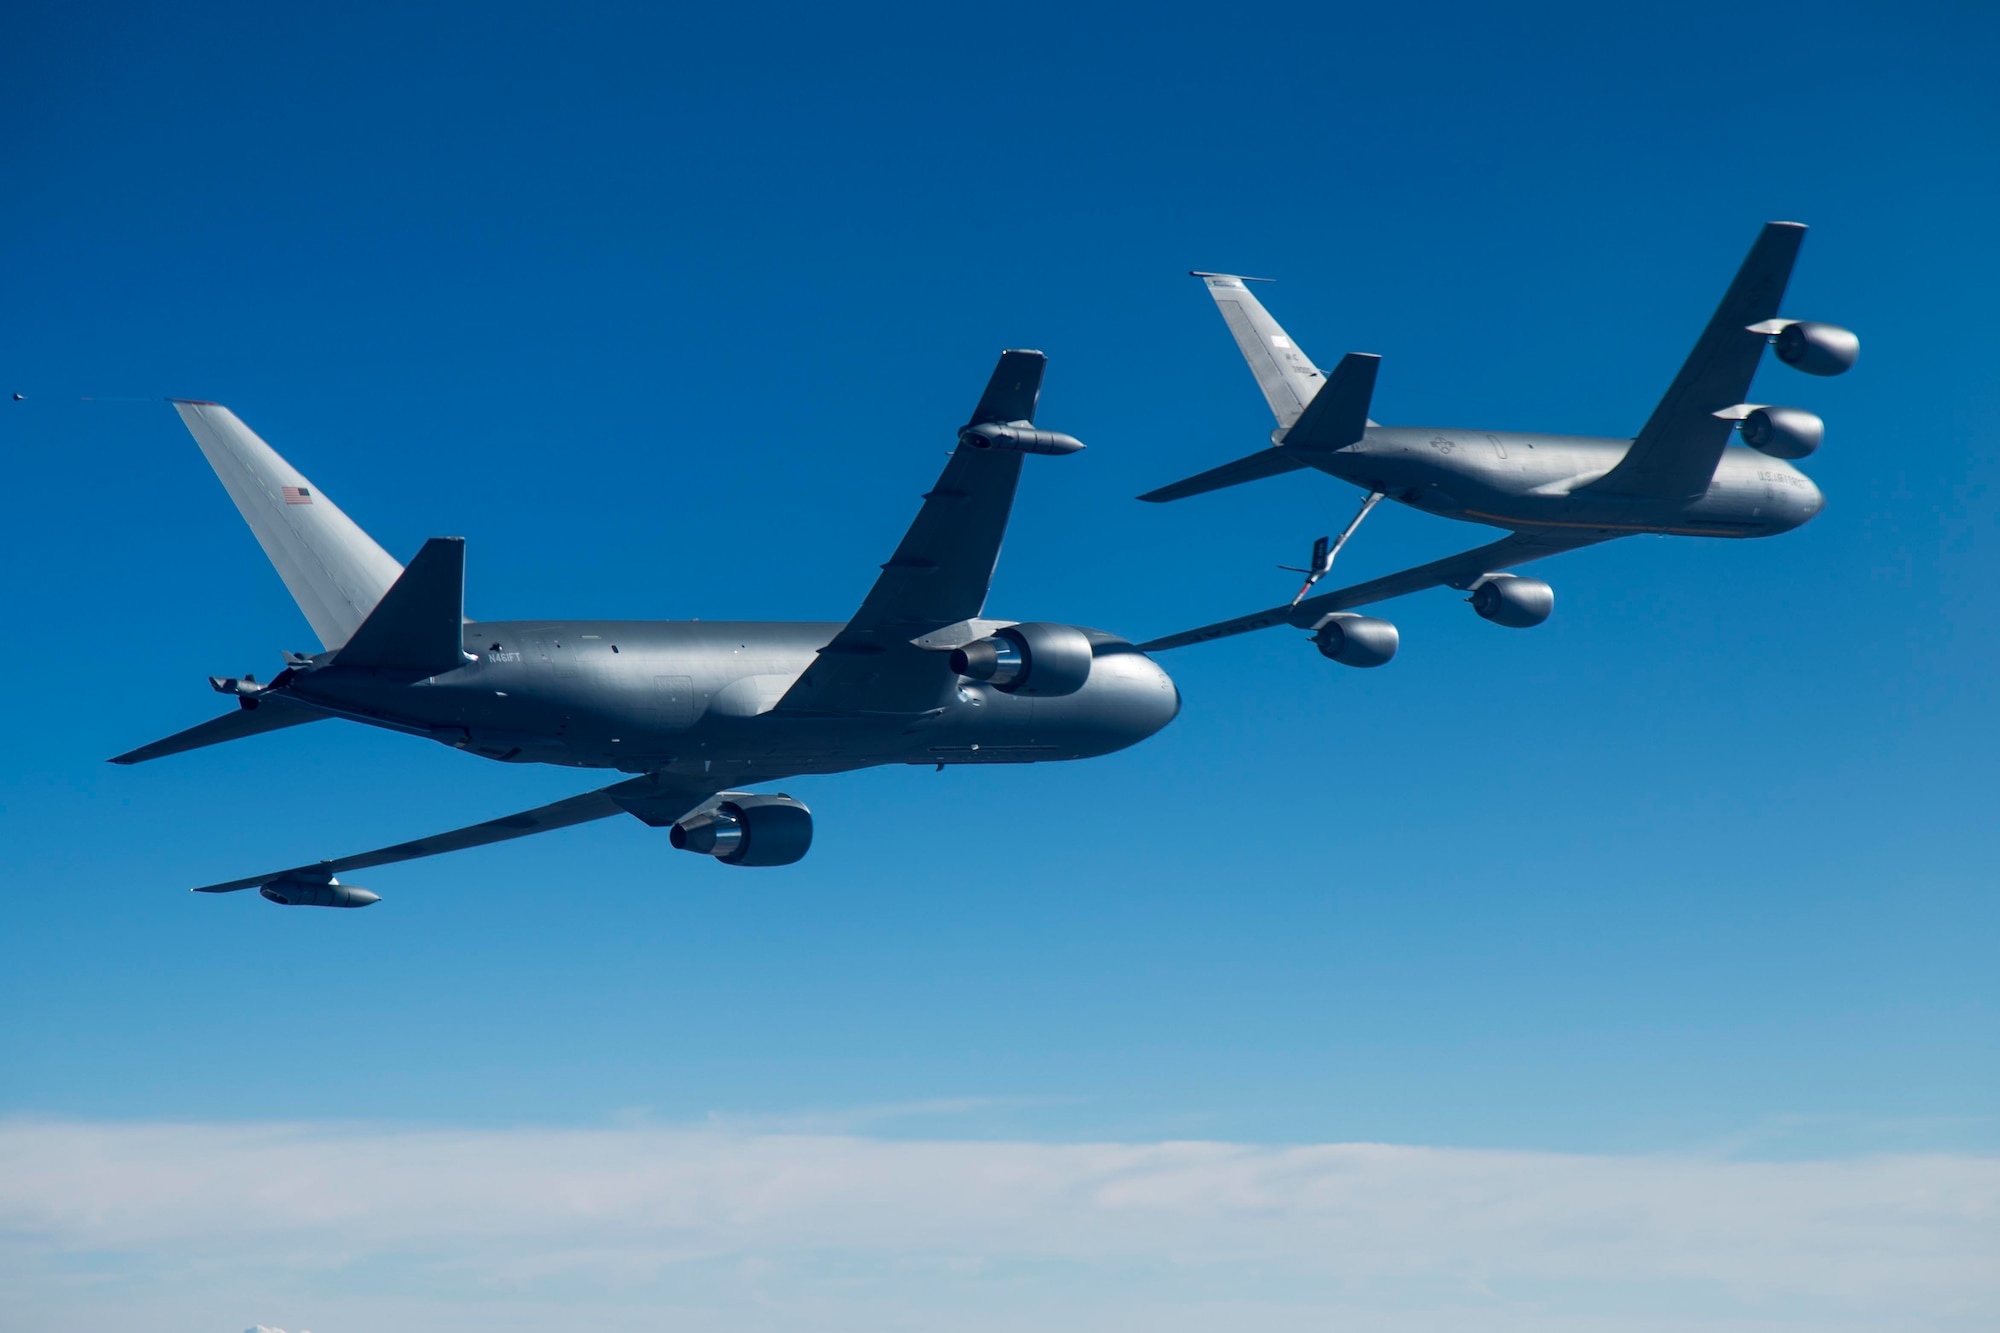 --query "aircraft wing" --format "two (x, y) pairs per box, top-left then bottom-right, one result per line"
(777, 351), (1048, 715)
(1590, 222), (1806, 500)
(190, 774), (722, 894)
(1138, 529), (1613, 651)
